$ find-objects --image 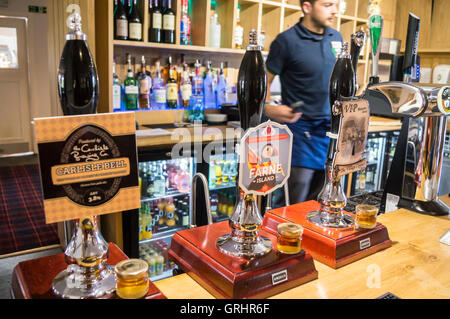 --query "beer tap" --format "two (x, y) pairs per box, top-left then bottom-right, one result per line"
(363, 13), (450, 216)
(216, 30), (272, 257)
